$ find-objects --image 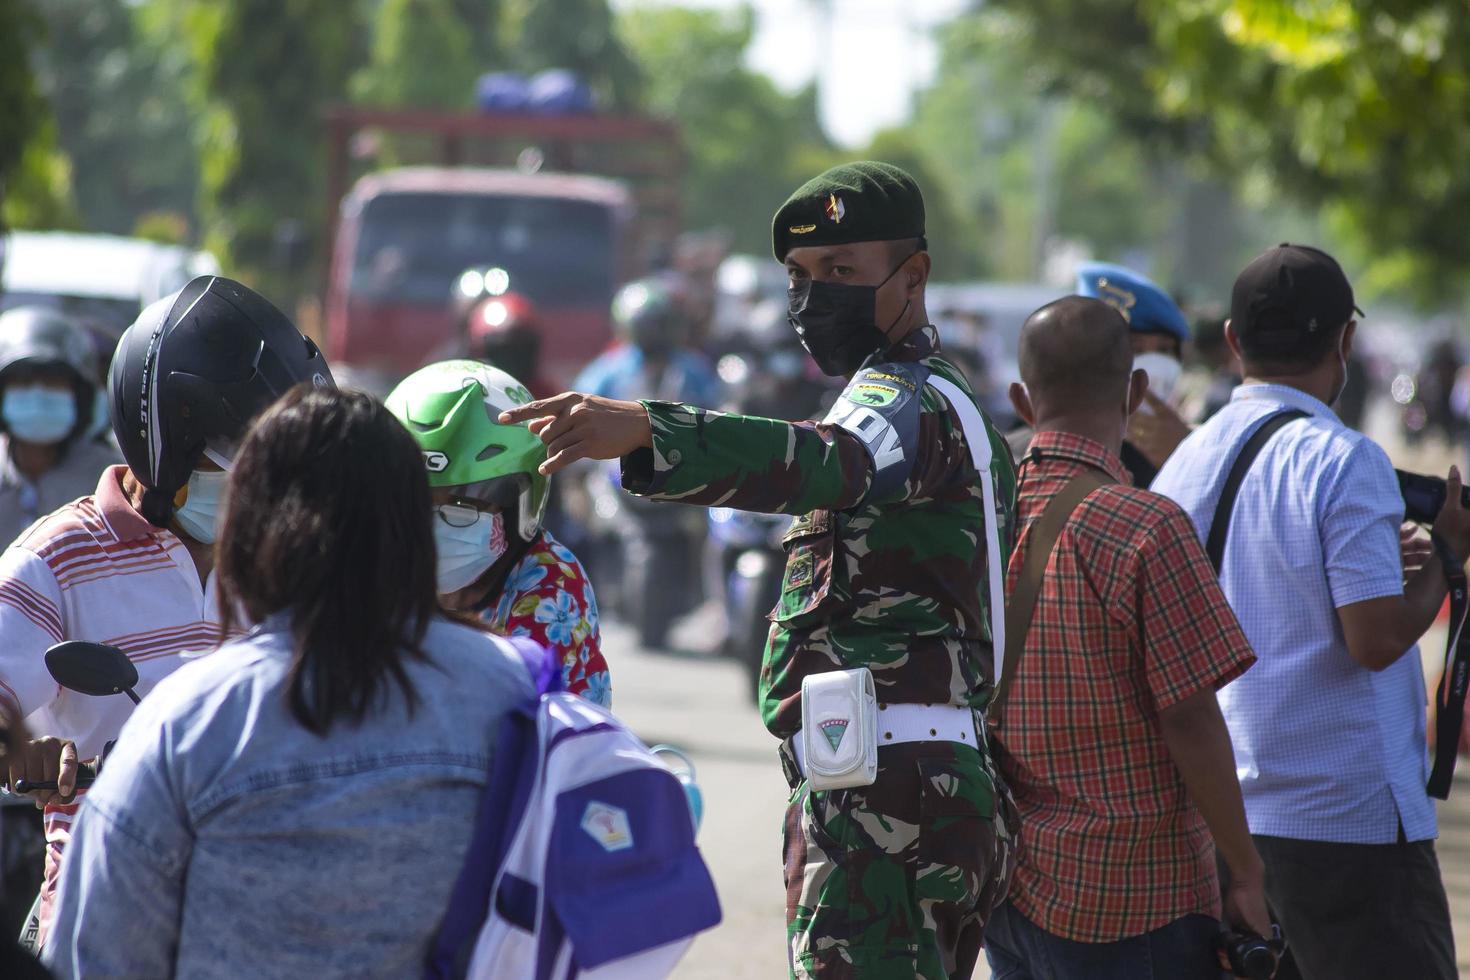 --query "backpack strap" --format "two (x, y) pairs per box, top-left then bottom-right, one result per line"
(990, 466), (1115, 725)
(1205, 409), (1309, 573)
(925, 375), (1009, 693)
(505, 636), (564, 696)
